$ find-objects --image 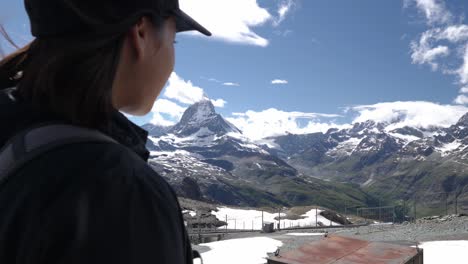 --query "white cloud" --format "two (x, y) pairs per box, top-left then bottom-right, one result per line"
(152, 99), (187, 118)
(211, 99), (227, 108)
(164, 72), (205, 105)
(223, 82), (240, 86)
(150, 99), (187, 126)
(274, 0), (294, 26)
(272, 79), (288, 85)
(454, 95), (468, 105)
(459, 44), (468, 85)
(460, 86), (468, 93)
(179, 0), (295, 47)
(227, 108), (342, 140)
(438, 25), (468, 42)
(406, 1), (468, 104)
(352, 101), (468, 129)
(164, 72), (226, 108)
(410, 41), (449, 70)
(409, 0), (453, 25)
(151, 113), (177, 126)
